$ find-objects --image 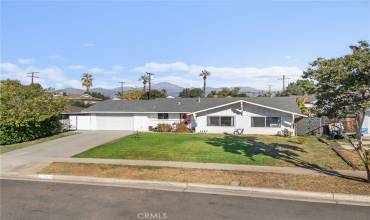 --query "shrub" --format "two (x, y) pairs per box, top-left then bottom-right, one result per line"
(0, 80), (66, 145)
(281, 128), (293, 137)
(175, 123), (190, 133)
(157, 123), (172, 132)
(0, 116), (62, 145)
